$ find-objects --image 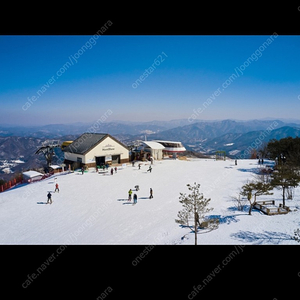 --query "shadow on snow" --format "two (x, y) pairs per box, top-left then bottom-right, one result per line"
(208, 214), (240, 225)
(237, 167), (260, 174)
(230, 230), (292, 244)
